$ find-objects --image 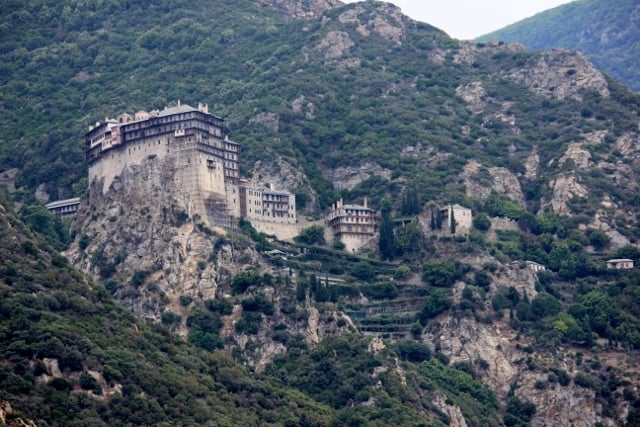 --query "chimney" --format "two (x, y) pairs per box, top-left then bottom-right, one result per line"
(198, 103), (209, 113)
(363, 197), (368, 208)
